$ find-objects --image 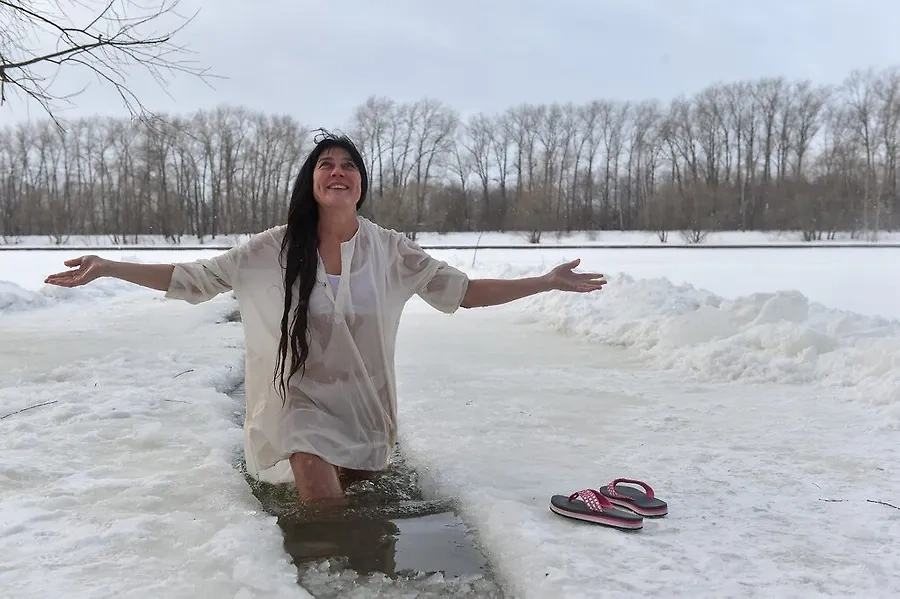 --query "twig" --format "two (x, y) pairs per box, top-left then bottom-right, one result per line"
(867, 499), (900, 511)
(164, 399), (188, 404)
(0, 400), (59, 420)
(0, 0), (216, 130)
(471, 231), (484, 268)
(173, 369), (193, 379)
(819, 497), (899, 511)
